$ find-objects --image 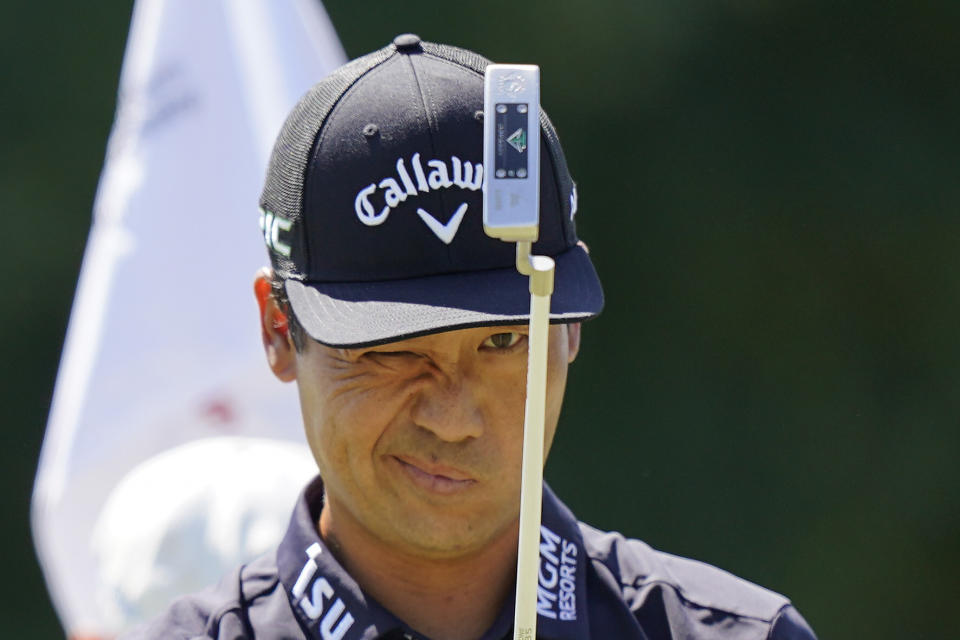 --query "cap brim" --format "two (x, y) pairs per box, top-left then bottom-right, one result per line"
(285, 244), (603, 348)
